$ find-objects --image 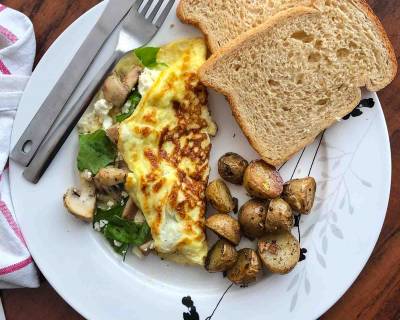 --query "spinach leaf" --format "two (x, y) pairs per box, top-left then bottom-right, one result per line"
(134, 47), (160, 67)
(94, 201), (151, 256)
(77, 130), (116, 174)
(116, 90), (142, 122)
